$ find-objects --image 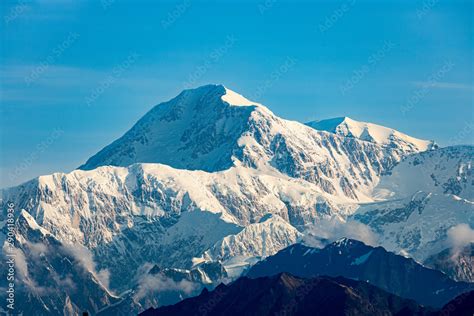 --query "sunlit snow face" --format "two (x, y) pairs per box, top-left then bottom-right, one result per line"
(221, 87), (263, 107)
